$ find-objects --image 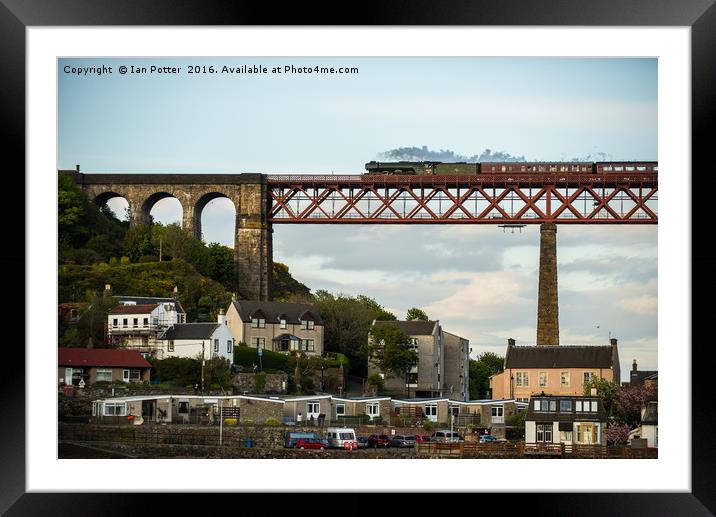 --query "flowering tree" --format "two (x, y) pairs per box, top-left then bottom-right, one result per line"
(604, 421), (631, 445)
(619, 384), (658, 427)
